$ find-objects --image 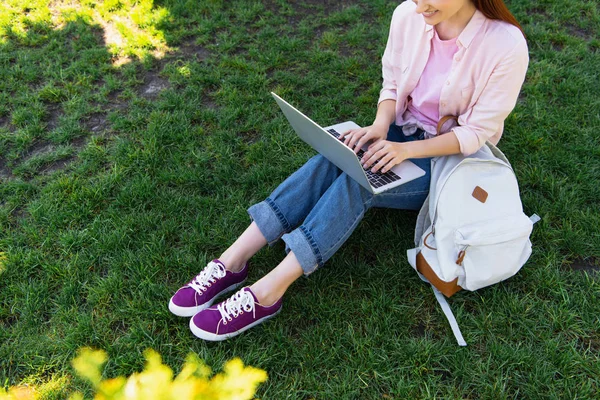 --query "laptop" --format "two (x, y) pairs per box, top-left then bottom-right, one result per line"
(271, 92), (426, 194)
